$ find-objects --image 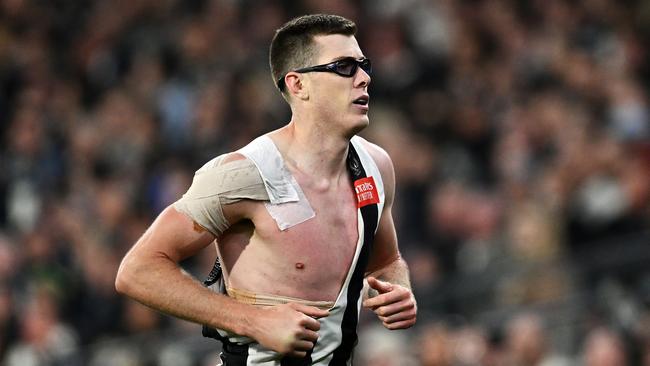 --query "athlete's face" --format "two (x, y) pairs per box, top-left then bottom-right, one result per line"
(303, 34), (371, 135)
